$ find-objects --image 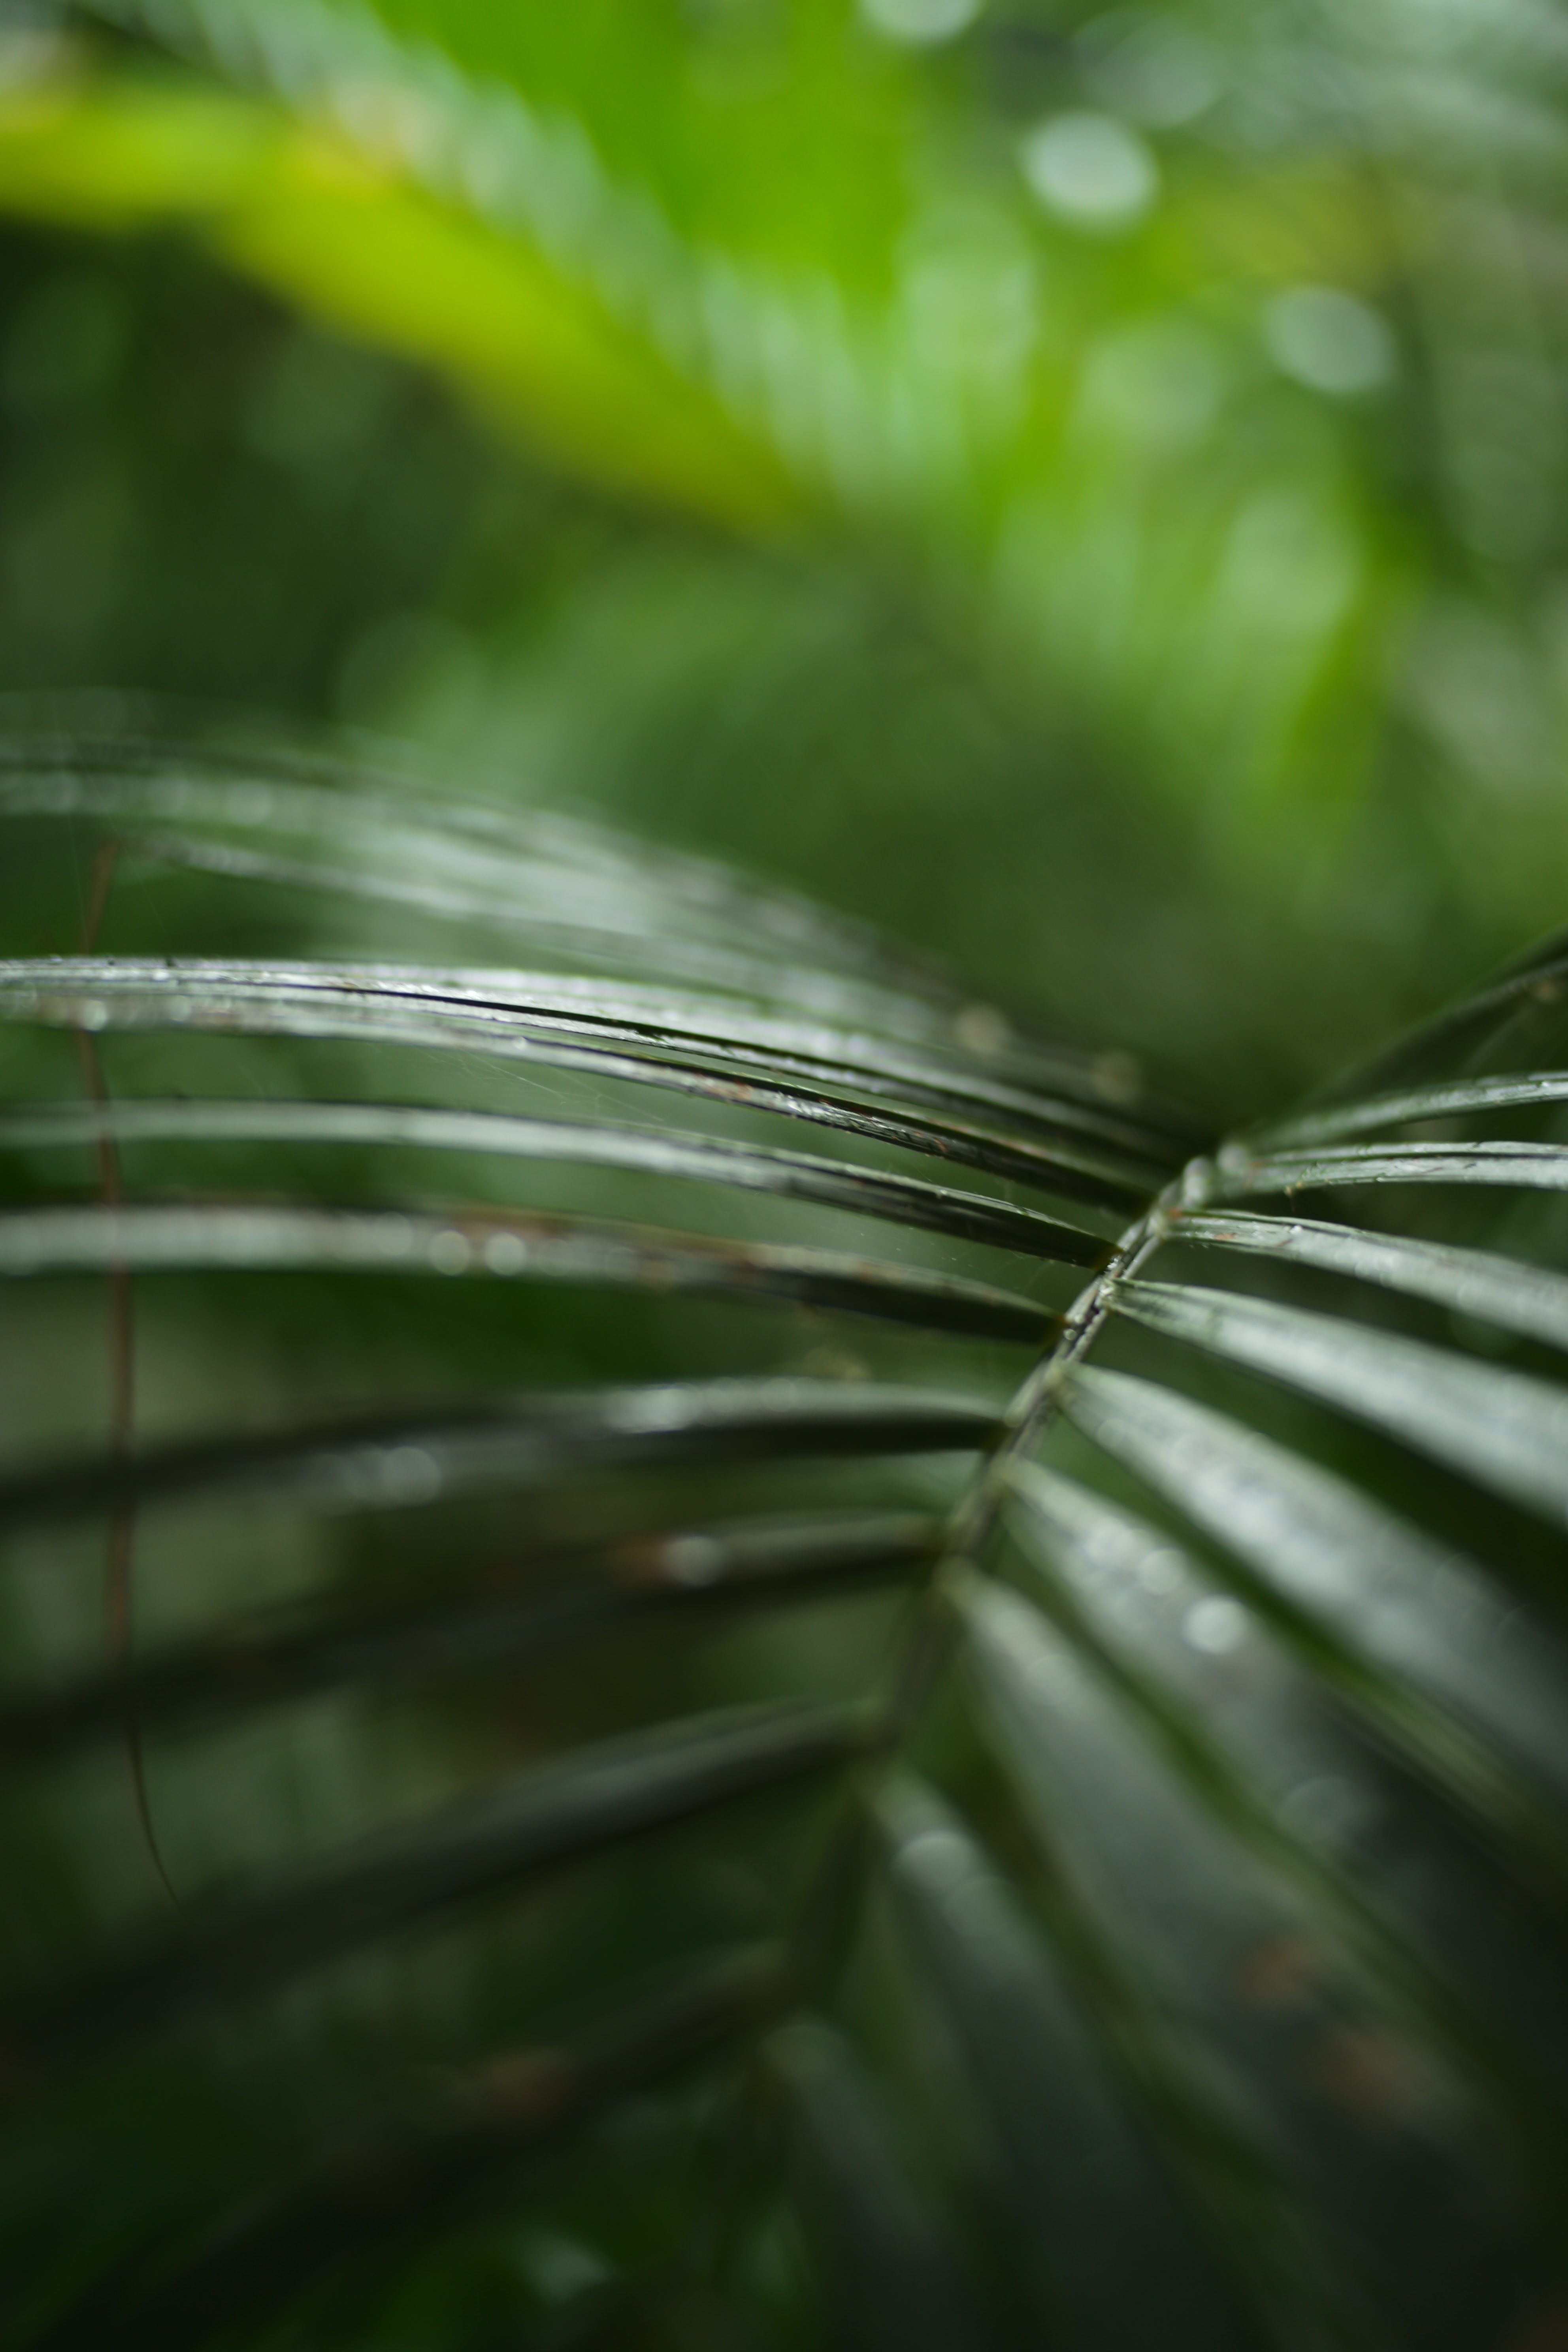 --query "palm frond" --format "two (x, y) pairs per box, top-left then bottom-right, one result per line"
(4, 726), (1568, 2348)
